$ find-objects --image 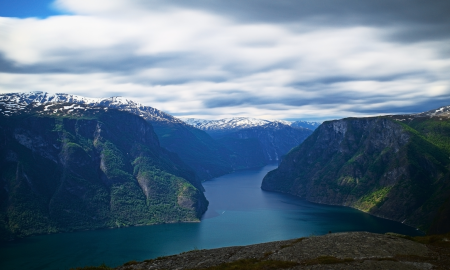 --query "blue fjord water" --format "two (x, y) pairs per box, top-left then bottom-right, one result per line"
(0, 164), (421, 270)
